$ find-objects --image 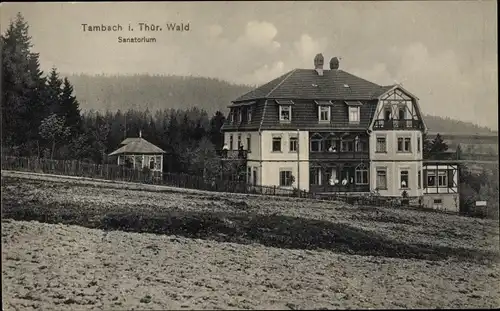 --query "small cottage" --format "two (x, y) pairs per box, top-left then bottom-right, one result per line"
(108, 132), (165, 172)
